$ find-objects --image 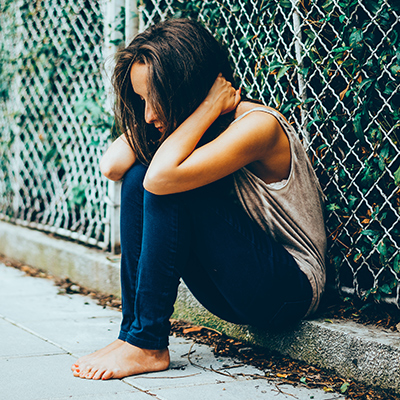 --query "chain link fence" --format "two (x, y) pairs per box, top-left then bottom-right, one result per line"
(0, 0), (112, 248)
(1, 0), (400, 305)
